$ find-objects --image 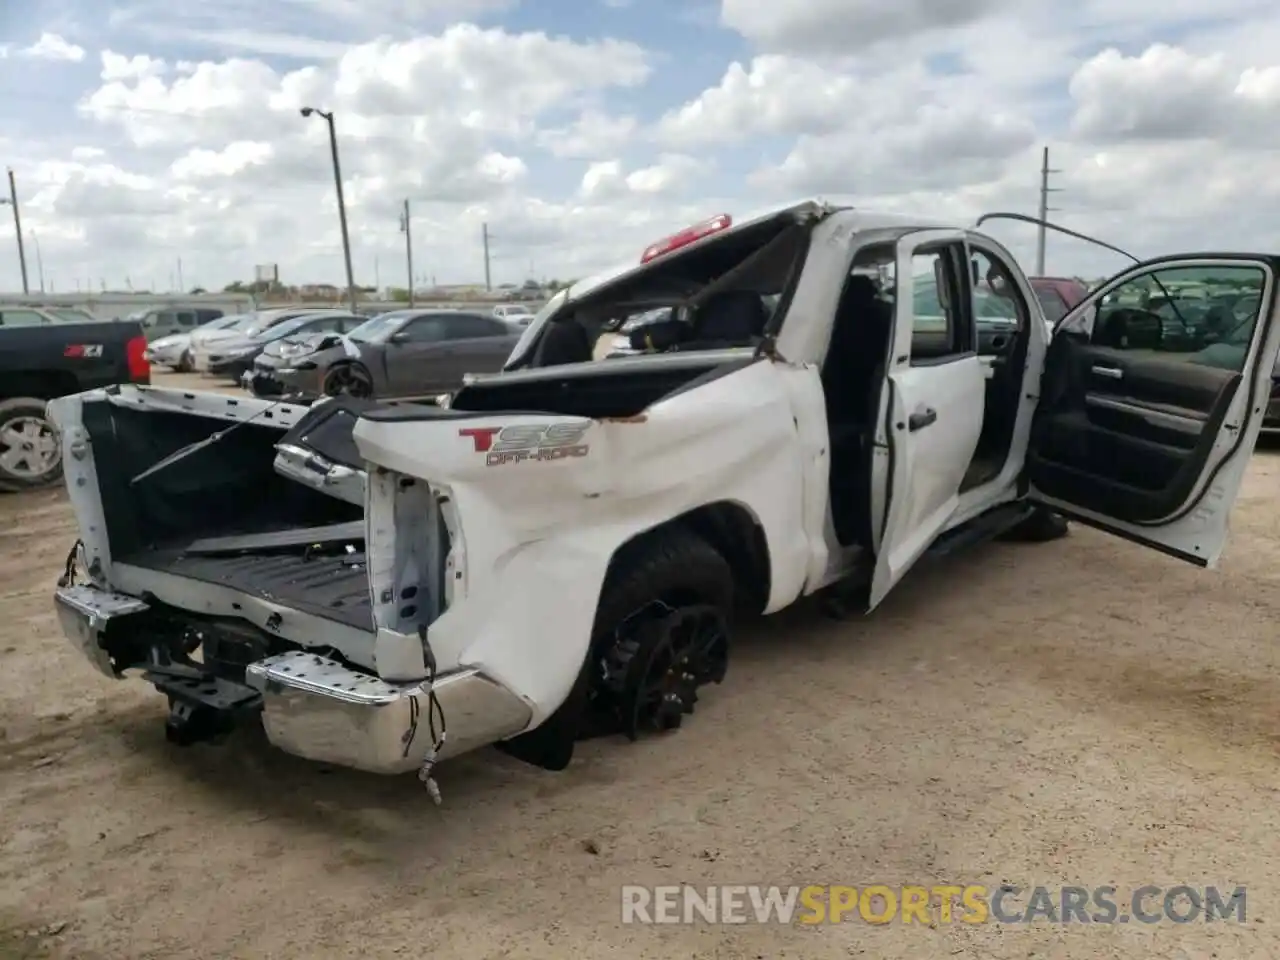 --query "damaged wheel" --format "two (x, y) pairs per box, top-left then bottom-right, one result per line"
(588, 527), (733, 739)
(600, 603), (729, 740)
(495, 526), (734, 771)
